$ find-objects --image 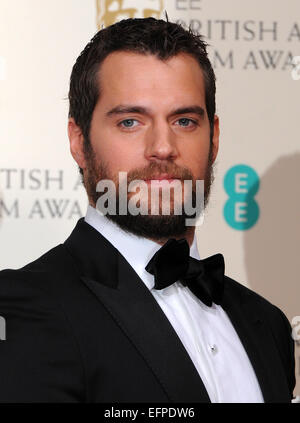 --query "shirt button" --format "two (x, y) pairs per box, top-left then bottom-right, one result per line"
(209, 344), (218, 354)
